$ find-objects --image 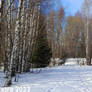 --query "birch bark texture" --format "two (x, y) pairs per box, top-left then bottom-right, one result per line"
(82, 0), (92, 65)
(5, 0), (23, 86)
